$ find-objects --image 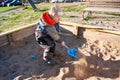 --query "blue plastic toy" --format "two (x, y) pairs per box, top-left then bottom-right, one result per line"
(30, 55), (36, 59)
(64, 44), (78, 58)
